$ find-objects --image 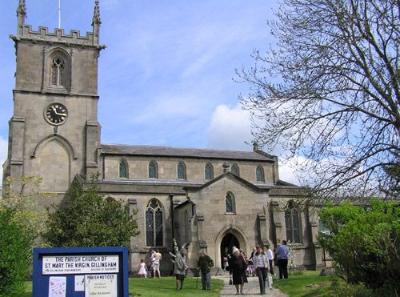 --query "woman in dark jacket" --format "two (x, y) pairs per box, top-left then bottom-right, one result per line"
(229, 246), (247, 295)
